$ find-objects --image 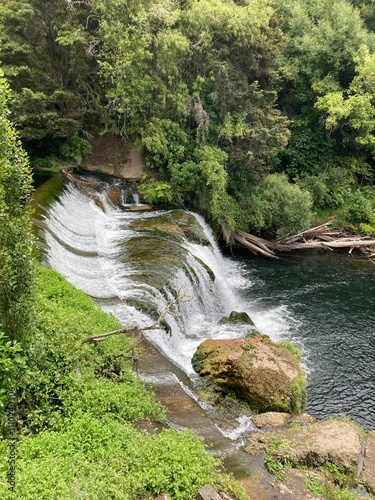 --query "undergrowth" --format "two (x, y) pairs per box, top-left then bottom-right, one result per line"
(0, 266), (246, 499)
